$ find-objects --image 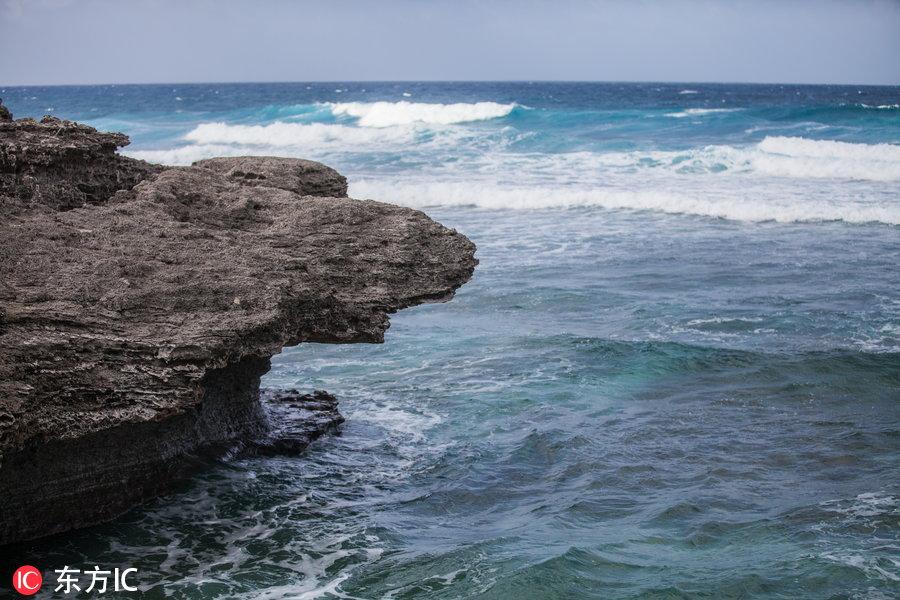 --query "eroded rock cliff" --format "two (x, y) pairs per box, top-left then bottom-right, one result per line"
(0, 106), (476, 544)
